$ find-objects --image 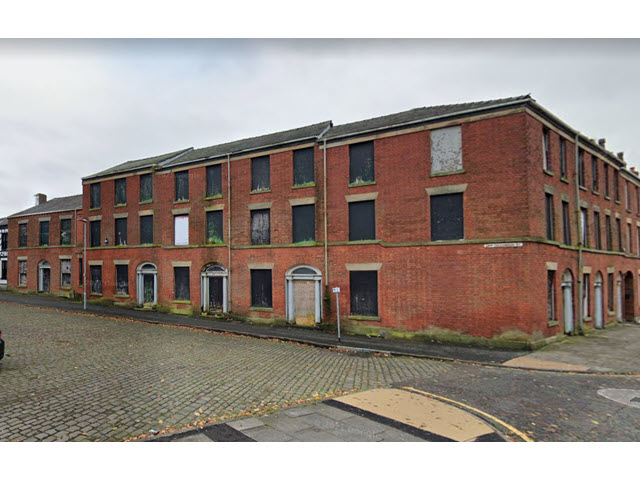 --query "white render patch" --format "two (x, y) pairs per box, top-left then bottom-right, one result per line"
(597, 389), (640, 409)
(430, 125), (462, 175)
